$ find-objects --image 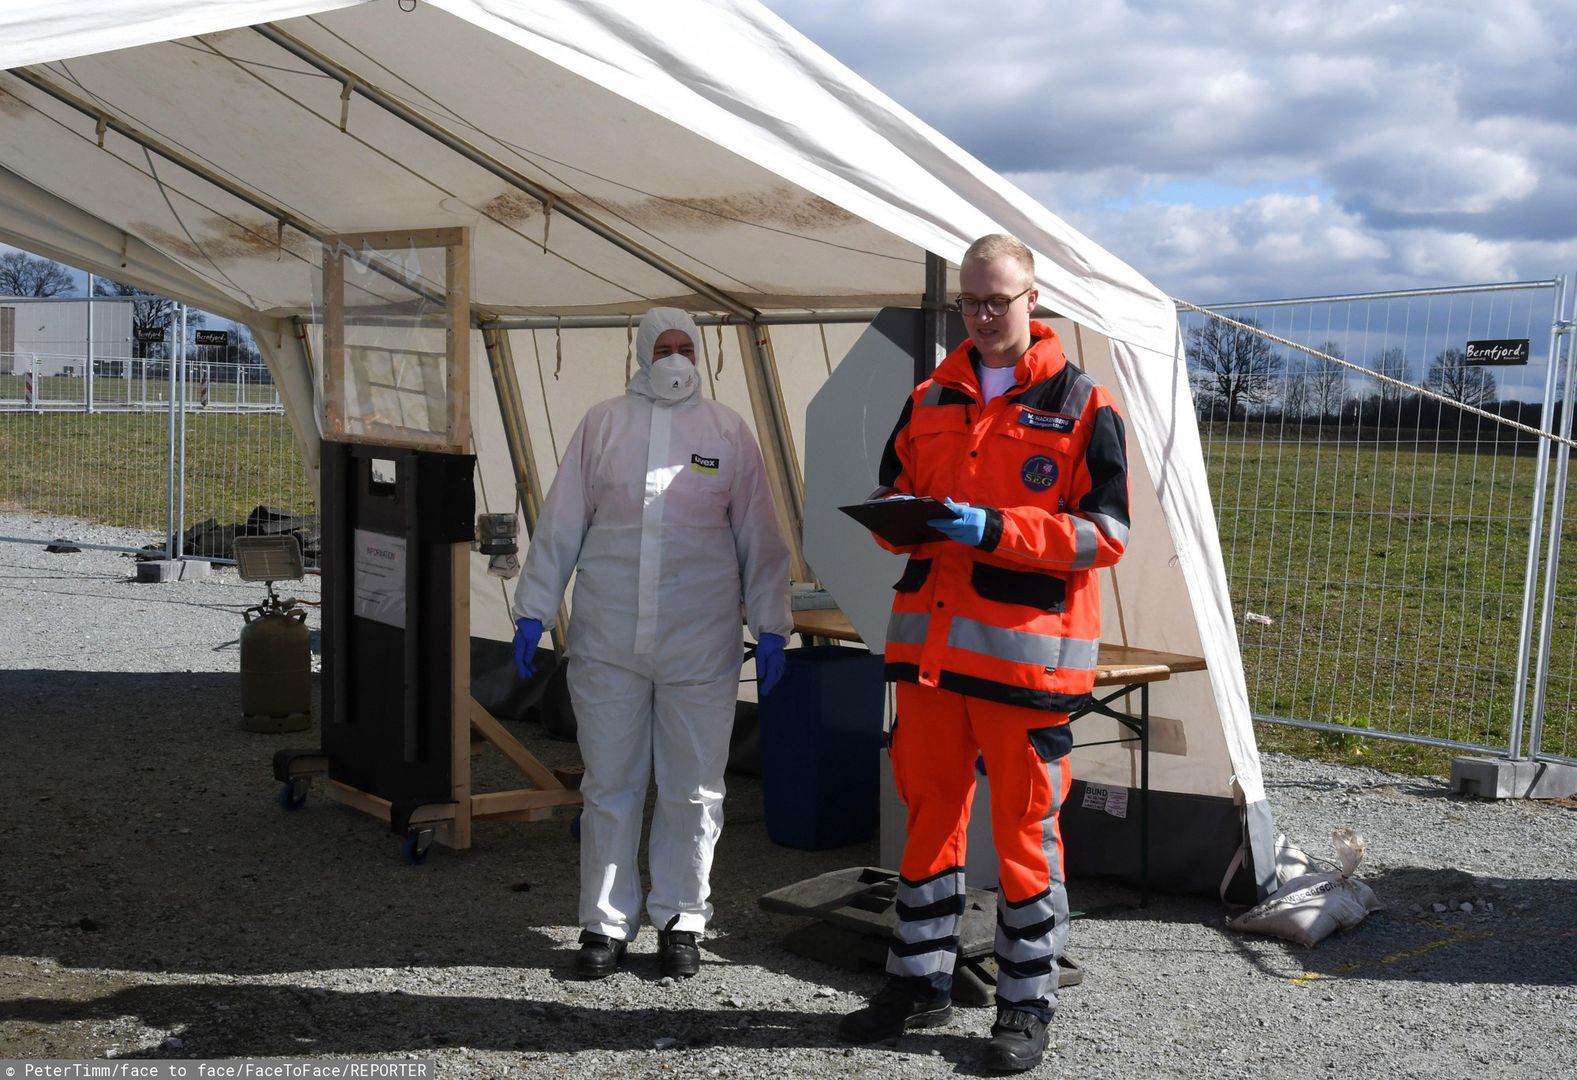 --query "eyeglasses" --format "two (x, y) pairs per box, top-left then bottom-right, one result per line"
(952, 285), (1032, 317)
